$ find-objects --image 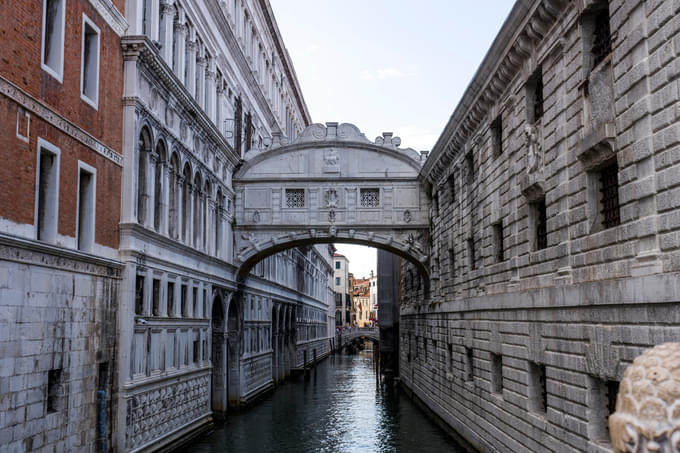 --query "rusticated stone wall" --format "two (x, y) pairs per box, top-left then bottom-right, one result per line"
(404, 0), (680, 452)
